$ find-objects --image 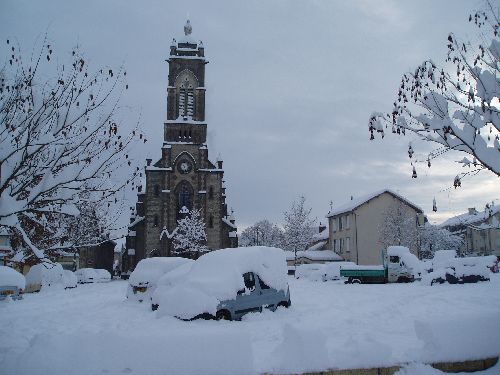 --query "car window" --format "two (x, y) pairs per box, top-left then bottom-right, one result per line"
(389, 256), (399, 263)
(258, 276), (270, 290)
(243, 272), (255, 291)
